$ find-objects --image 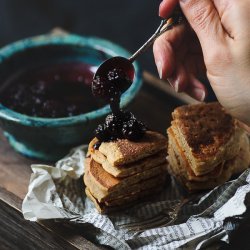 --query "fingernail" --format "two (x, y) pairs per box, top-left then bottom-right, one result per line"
(156, 61), (162, 79)
(159, 1), (164, 14)
(174, 79), (179, 92)
(168, 77), (179, 92)
(159, 0), (165, 8)
(194, 88), (205, 101)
